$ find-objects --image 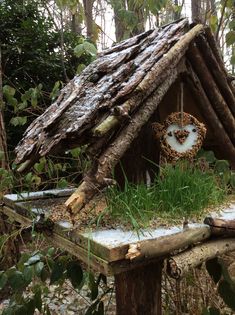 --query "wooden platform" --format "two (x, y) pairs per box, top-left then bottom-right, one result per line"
(1, 188), (221, 275)
(2, 189), (235, 315)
